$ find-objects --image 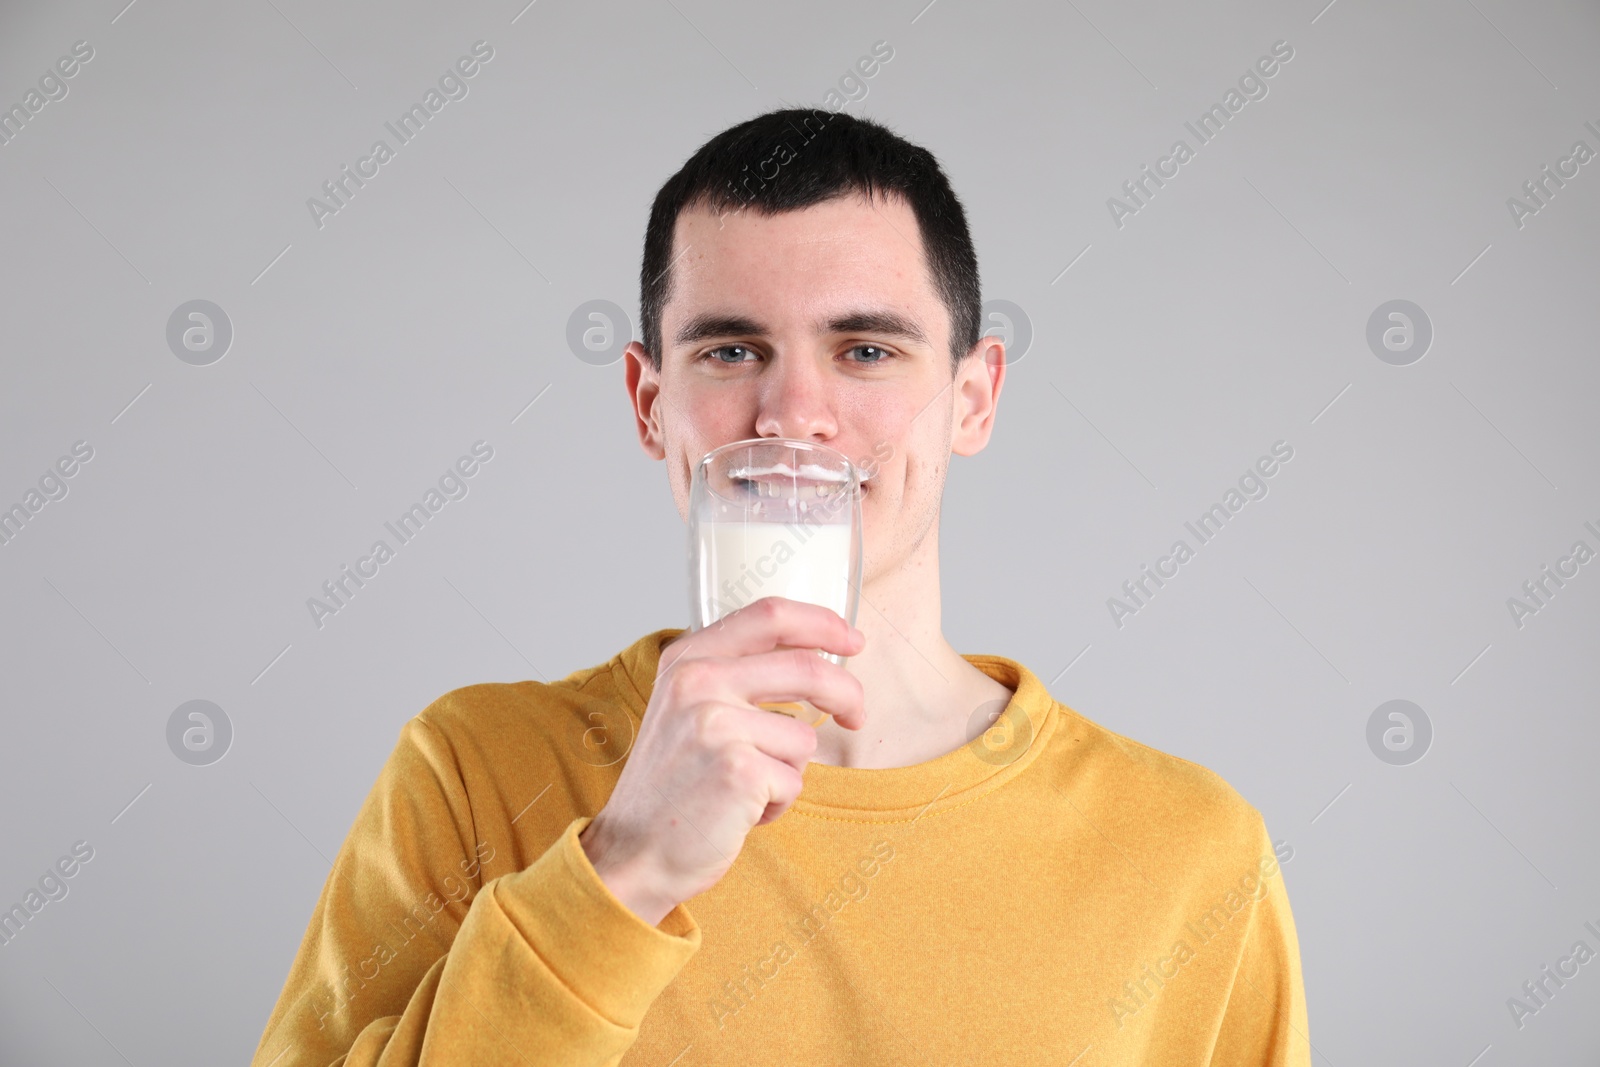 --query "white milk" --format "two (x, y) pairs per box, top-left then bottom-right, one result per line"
(696, 520), (853, 623)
